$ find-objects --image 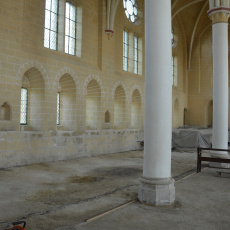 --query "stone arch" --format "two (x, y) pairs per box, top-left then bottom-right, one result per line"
(83, 74), (105, 97)
(113, 83), (127, 129)
(58, 74), (77, 131)
(85, 79), (102, 130)
(130, 85), (143, 104)
(20, 67), (46, 131)
(112, 81), (128, 100)
(131, 89), (142, 129)
(16, 60), (50, 89)
(105, 110), (110, 123)
(0, 101), (11, 120)
(54, 67), (80, 93)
